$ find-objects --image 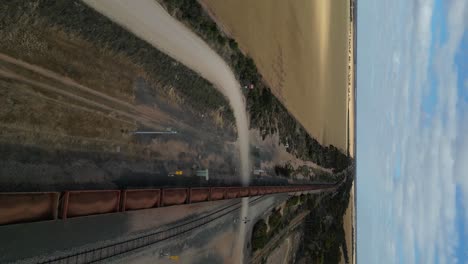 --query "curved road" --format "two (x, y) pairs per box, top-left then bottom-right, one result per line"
(82, 0), (251, 184)
(81, 1), (252, 262)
